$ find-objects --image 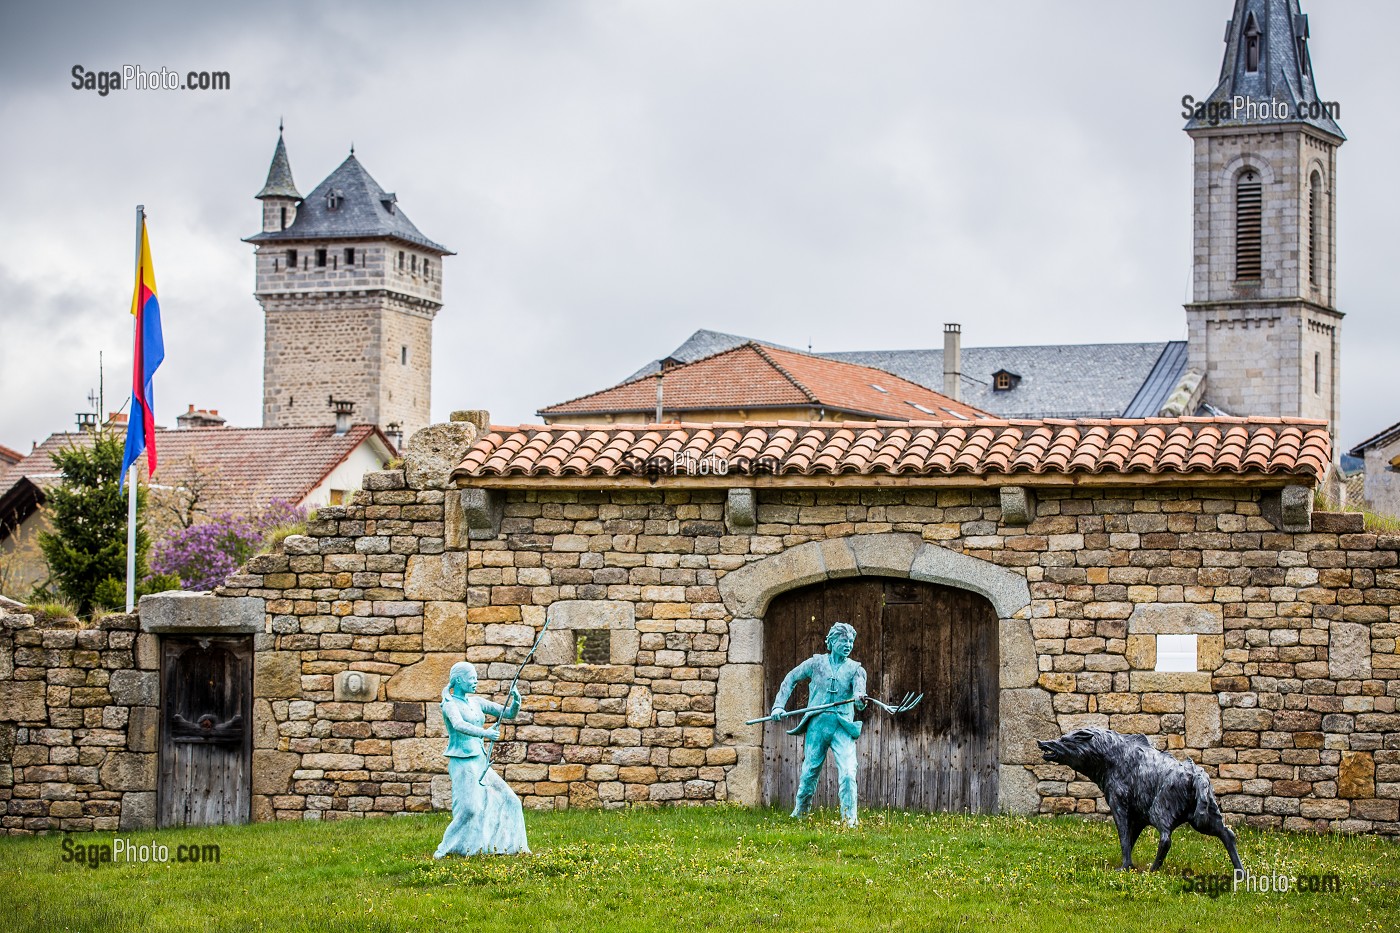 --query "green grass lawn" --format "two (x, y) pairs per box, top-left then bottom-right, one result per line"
(1, 807), (1397, 933)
